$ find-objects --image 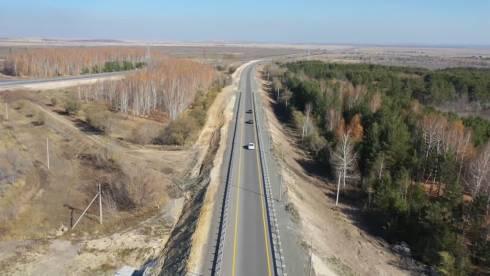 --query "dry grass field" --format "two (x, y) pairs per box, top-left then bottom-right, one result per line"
(0, 86), (195, 274)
